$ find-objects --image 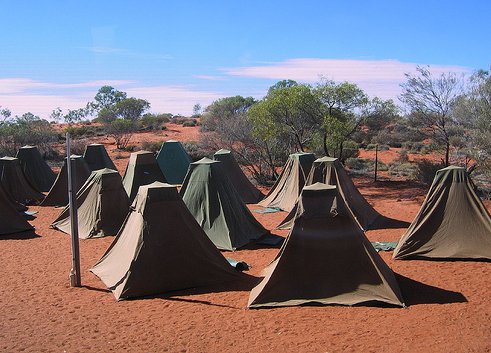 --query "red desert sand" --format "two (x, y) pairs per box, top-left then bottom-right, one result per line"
(1, 124), (490, 352)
